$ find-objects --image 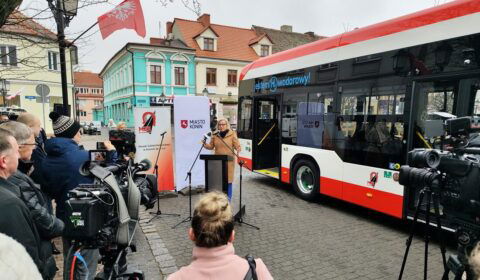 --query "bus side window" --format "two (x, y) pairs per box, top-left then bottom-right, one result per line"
(238, 97), (253, 139)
